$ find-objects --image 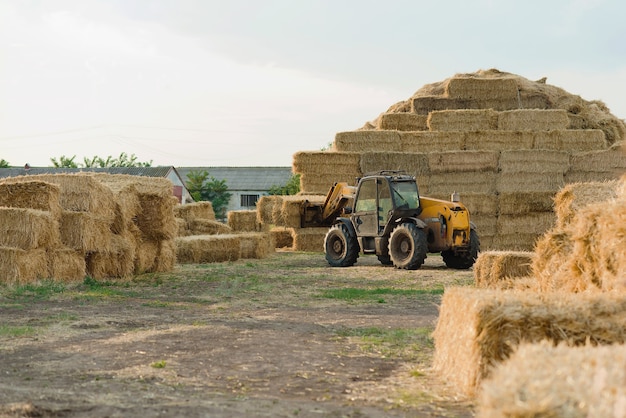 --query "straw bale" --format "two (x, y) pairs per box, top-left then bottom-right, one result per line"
(553, 180), (618, 229)
(432, 287), (626, 396)
(292, 151), (362, 174)
(60, 211), (112, 252)
(227, 210), (262, 232)
(496, 212), (555, 236)
(0, 208), (60, 250)
(91, 174), (142, 226)
(471, 215), (497, 238)
(428, 151), (499, 173)
(399, 131), (464, 153)
(411, 96), (468, 115)
(497, 109), (569, 131)
(153, 239), (176, 272)
(47, 248), (86, 281)
(427, 109), (498, 132)
(239, 232), (274, 259)
(565, 170), (624, 184)
(256, 195), (283, 226)
(0, 181), (62, 219)
(532, 228), (577, 292)
(428, 172), (497, 195)
(477, 342), (626, 418)
(86, 232), (136, 279)
(333, 131), (401, 152)
(412, 95), (549, 115)
(459, 193), (498, 216)
(498, 191), (556, 215)
(175, 218), (189, 237)
(360, 152), (430, 177)
(0, 247), (49, 284)
(533, 129), (607, 151)
(292, 227), (328, 252)
(496, 172), (565, 193)
(490, 233), (539, 252)
(569, 141), (626, 174)
(499, 150), (570, 173)
(188, 219), (232, 235)
(299, 173), (360, 195)
(271, 227), (294, 249)
(464, 131), (534, 151)
(134, 239), (159, 274)
(378, 113), (428, 131)
(277, 195), (326, 228)
(445, 76), (519, 100)
(473, 251), (534, 289)
(175, 234), (241, 264)
(133, 186), (177, 241)
(173, 201), (215, 222)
